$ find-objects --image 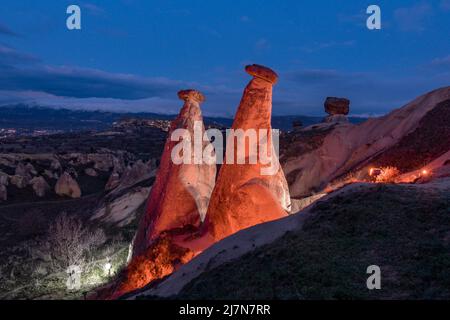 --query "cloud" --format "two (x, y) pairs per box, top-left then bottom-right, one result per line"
(0, 44), (448, 118)
(0, 44), (40, 65)
(337, 11), (367, 28)
(430, 55), (450, 67)
(286, 69), (343, 83)
(300, 40), (355, 53)
(278, 67), (450, 115)
(0, 62), (185, 100)
(0, 45), (239, 116)
(82, 3), (106, 15)
(440, 0), (450, 10)
(240, 16), (250, 23)
(197, 26), (222, 39)
(0, 90), (180, 114)
(0, 22), (19, 37)
(255, 38), (270, 51)
(394, 3), (433, 32)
